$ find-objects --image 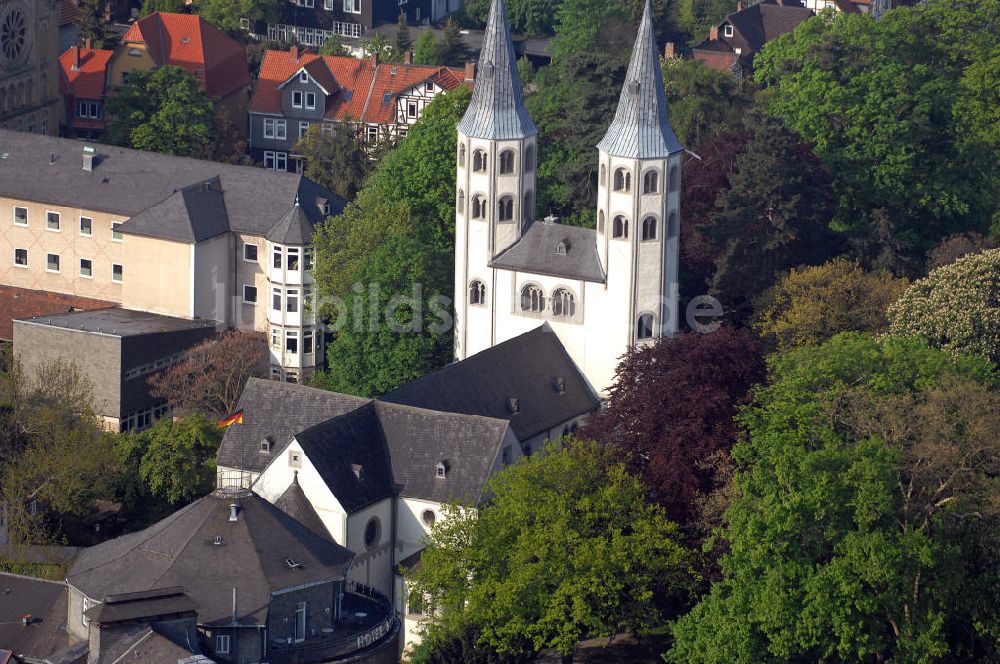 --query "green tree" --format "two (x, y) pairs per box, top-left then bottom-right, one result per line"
(753, 258), (909, 351)
(362, 31), (397, 61)
(319, 35), (349, 56)
(395, 11), (413, 54)
(754, 2), (1000, 274)
(105, 66), (216, 157)
(661, 57), (752, 147)
(140, 0), (185, 16)
(671, 0), (736, 45)
(413, 439), (693, 659)
(667, 334), (1000, 662)
(78, 0), (116, 48)
(437, 18), (470, 66)
(195, 0), (278, 33)
(137, 414), (222, 505)
(293, 124), (370, 200)
(413, 30), (438, 65)
(888, 248), (1000, 365)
